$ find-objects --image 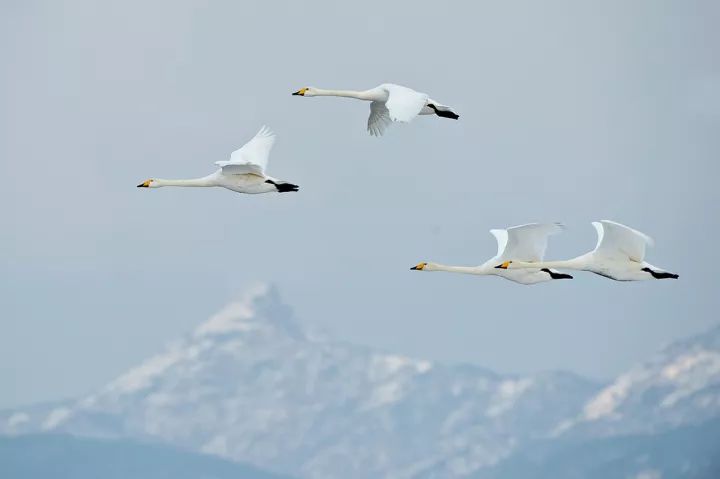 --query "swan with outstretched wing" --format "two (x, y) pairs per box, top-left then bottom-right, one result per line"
(137, 126), (299, 194)
(293, 83), (459, 136)
(496, 220), (678, 281)
(411, 223), (573, 285)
